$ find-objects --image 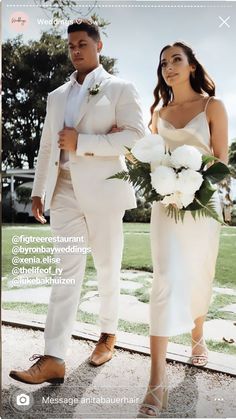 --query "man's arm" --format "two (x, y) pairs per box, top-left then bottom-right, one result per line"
(76, 82), (145, 156)
(31, 94), (52, 199)
(32, 196), (47, 224)
(31, 94), (52, 223)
